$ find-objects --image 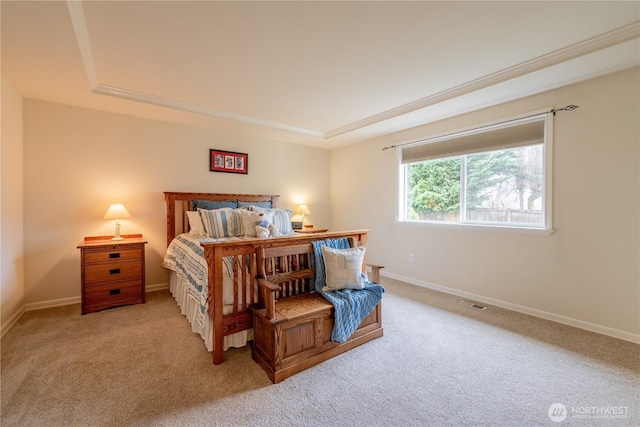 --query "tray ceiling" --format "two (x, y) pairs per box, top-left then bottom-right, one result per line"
(2, 1), (639, 148)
